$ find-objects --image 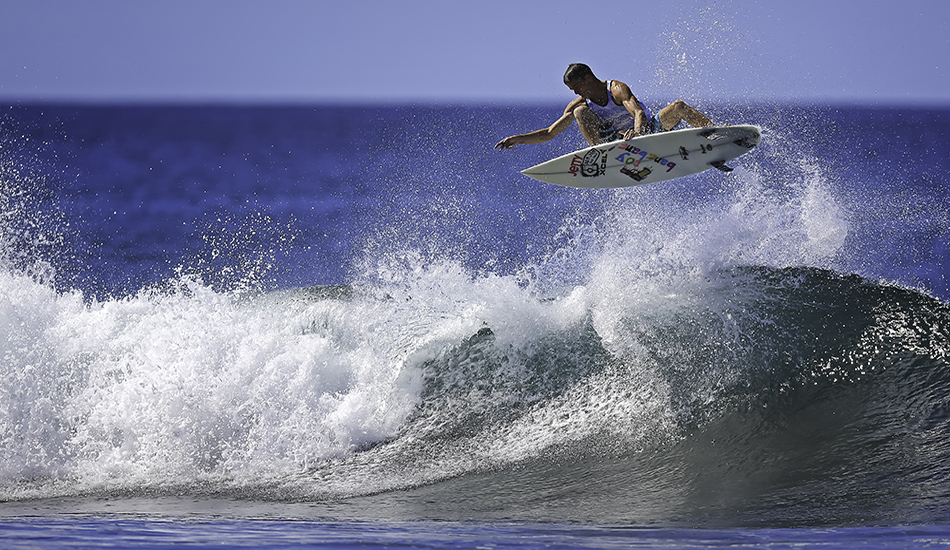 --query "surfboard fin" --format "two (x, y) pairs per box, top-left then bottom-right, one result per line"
(710, 161), (734, 172)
